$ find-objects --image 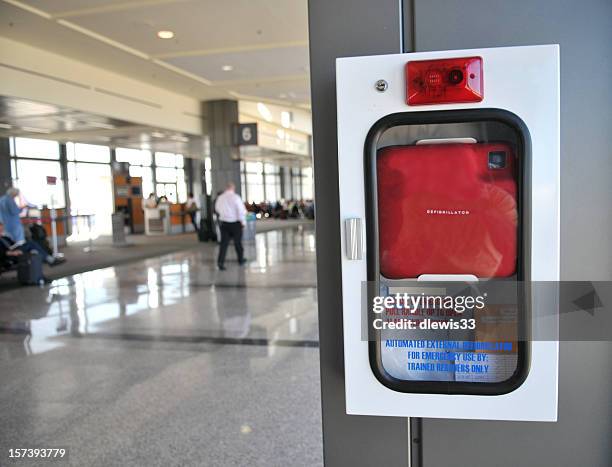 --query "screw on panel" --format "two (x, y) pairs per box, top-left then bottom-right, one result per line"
(375, 80), (388, 92)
